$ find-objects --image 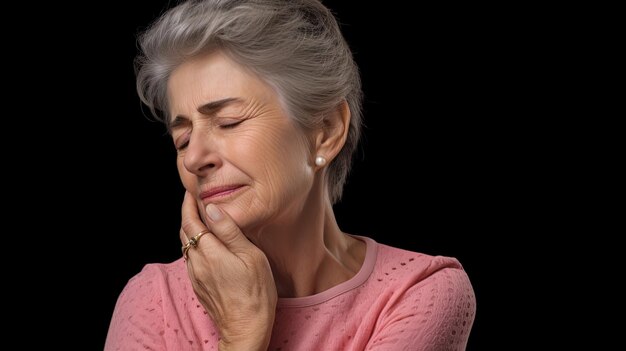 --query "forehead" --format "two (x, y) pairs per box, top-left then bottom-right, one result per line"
(167, 52), (275, 118)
